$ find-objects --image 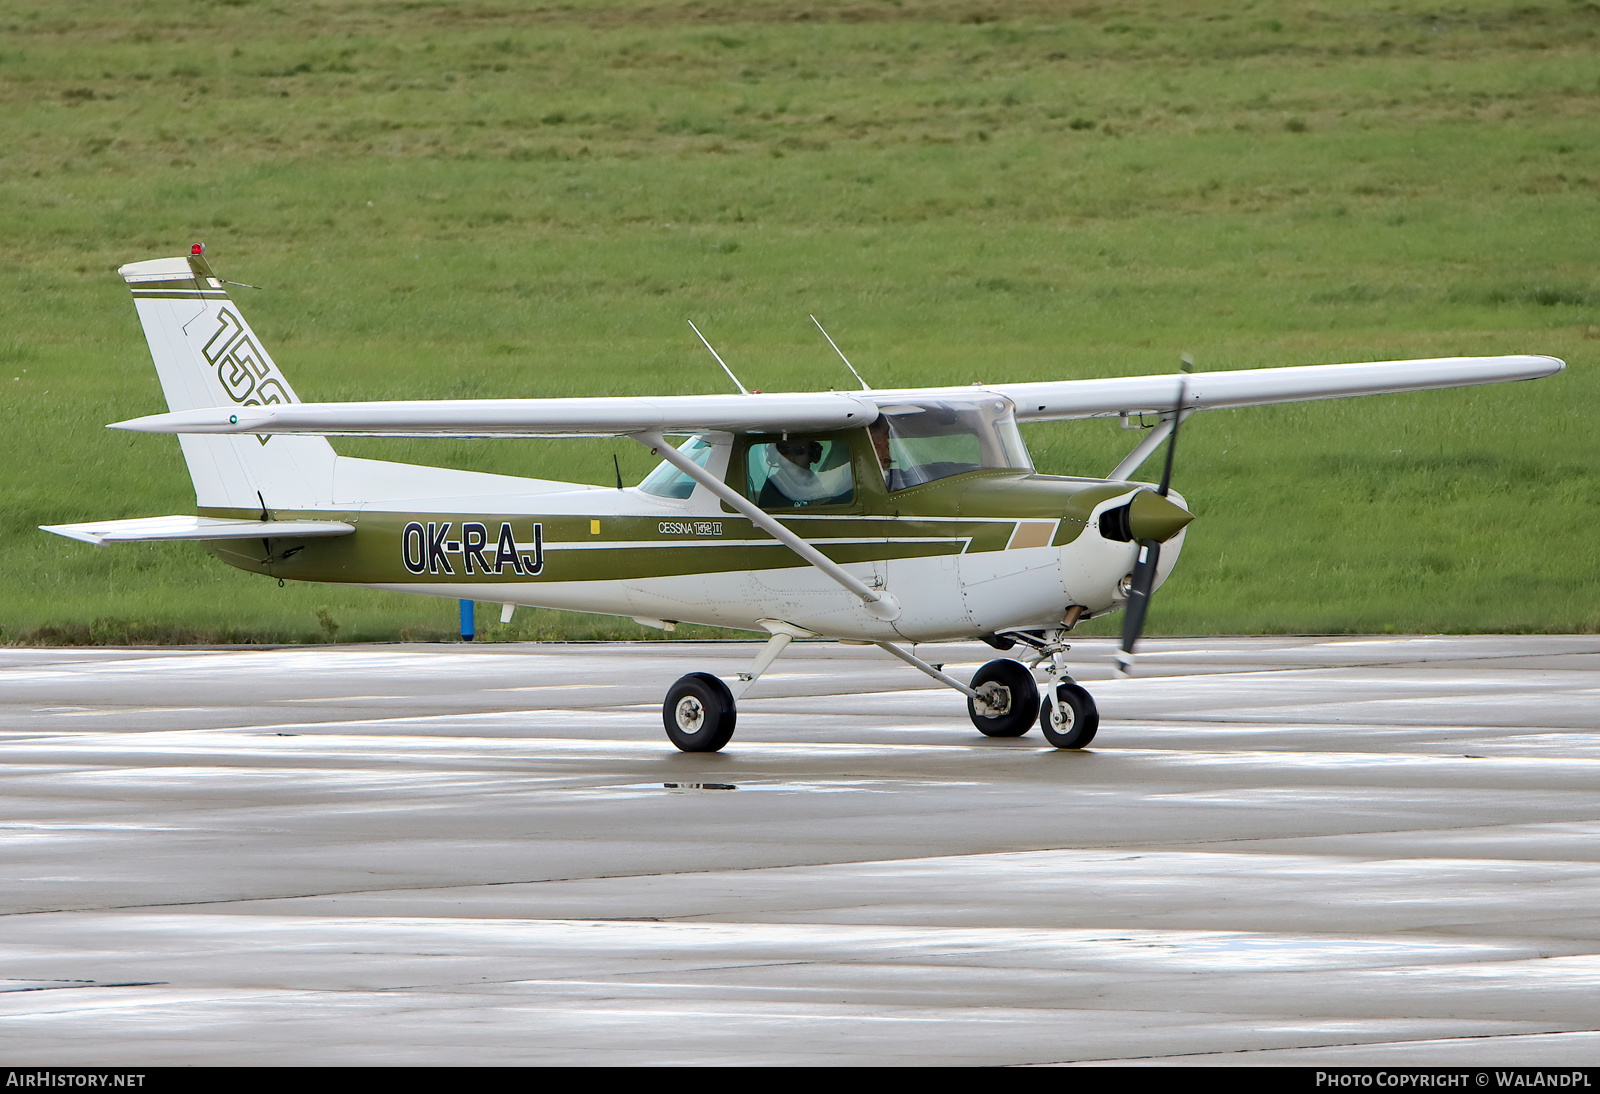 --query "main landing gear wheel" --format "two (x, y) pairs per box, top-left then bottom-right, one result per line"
(967, 658), (1040, 738)
(663, 672), (737, 753)
(1040, 681), (1099, 749)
